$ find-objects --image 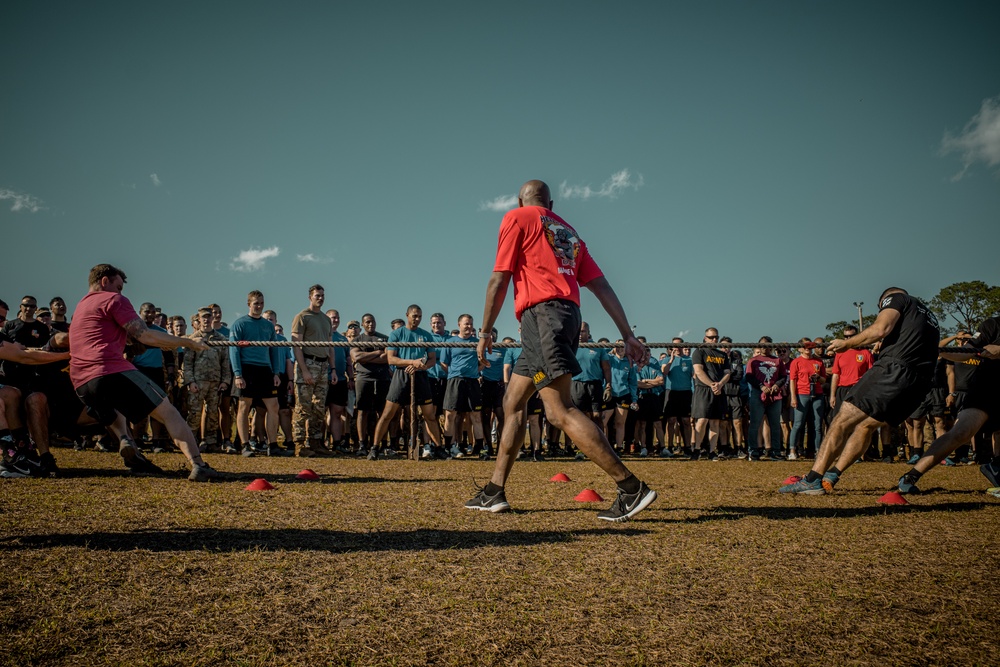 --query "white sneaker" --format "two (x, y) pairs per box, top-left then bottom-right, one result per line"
(421, 445), (432, 459)
(787, 451), (798, 461)
(451, 444), (464, 459)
